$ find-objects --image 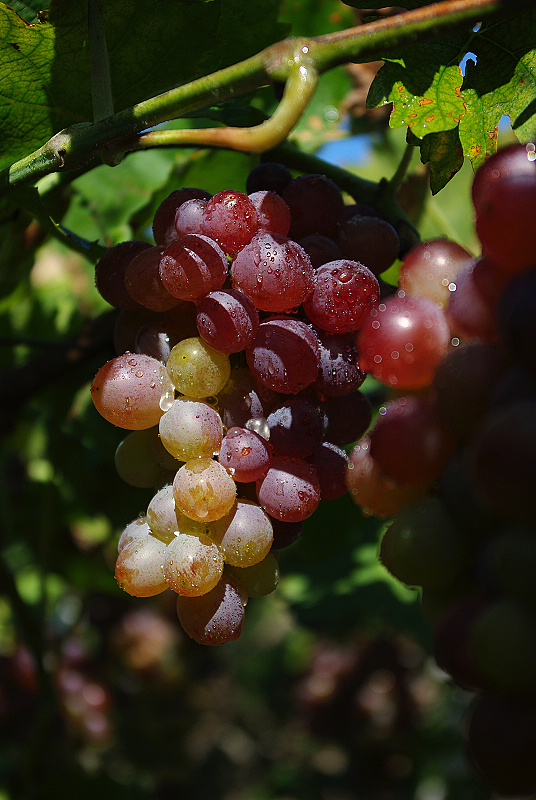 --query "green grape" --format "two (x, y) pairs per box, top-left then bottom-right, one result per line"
(226, 552), (279, 597)
(166, 336), (231, 398)
(115, 428), (173, 488)
(115, 534), (169, 597)
(379, 496), (469, 590)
